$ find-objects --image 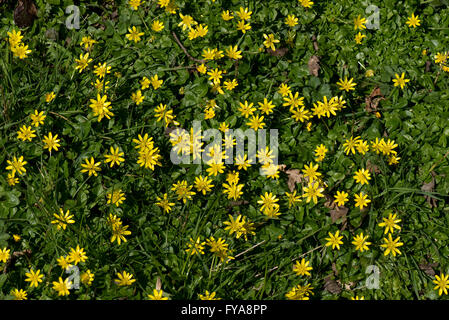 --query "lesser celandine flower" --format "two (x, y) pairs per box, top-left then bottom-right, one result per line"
(115, 271), (136, 286)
